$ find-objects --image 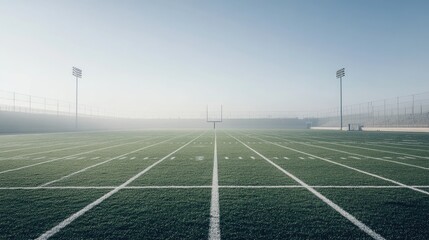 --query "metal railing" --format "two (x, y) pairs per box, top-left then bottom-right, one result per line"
(0, 90), (117, 118)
